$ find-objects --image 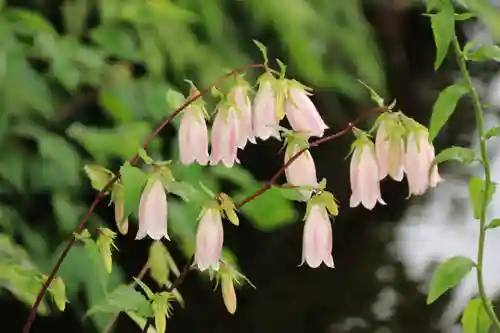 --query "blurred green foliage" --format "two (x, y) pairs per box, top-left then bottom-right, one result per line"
(0, 0), (383, 331)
